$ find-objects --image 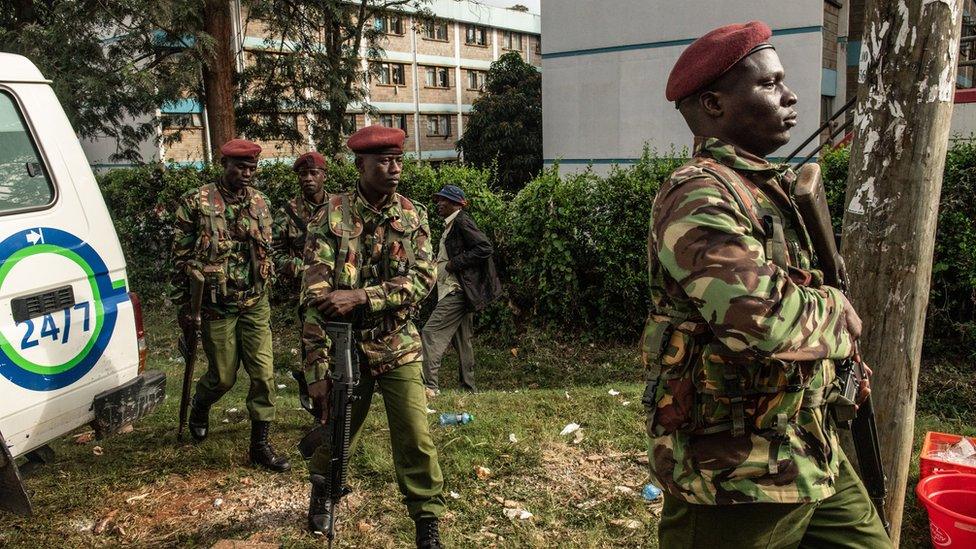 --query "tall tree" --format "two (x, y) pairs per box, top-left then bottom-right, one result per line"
(0, 0), (206, 162)
(456, 51), (541, 192)
(239, 0), (429, 156)
(840, 0), (964, 543)
(202, 0), (237, 156)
